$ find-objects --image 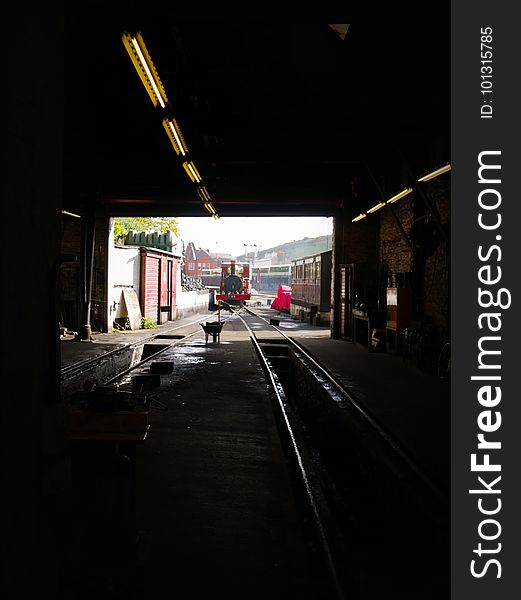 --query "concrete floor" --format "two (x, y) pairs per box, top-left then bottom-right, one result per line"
(133, 324), (323, 599)
(57, 305), (450, 599)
